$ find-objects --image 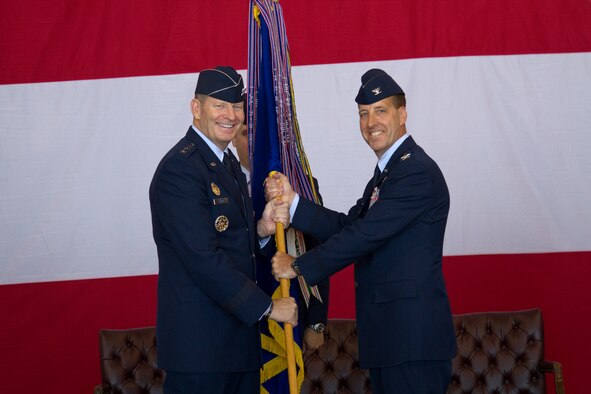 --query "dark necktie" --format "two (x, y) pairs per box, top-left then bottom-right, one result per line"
(223, 151), (248, 215)
(372, 165), (381, 187)
(223, 152), (236, 180)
